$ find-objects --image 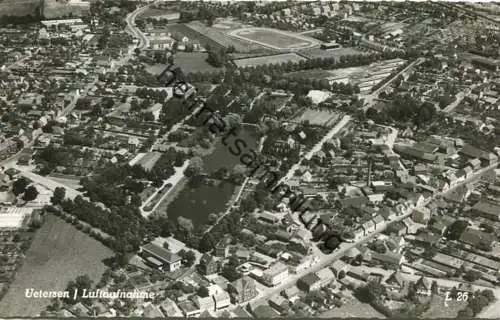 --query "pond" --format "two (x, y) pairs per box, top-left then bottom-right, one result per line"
(166, 180), (236, 226)
(203, 125), (259, 173)
(167, 125), (259, 226)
